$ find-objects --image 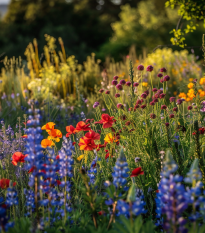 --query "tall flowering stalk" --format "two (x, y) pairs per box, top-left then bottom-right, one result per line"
(24, 108), (44, 226)
(155, 150), (188, 233)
